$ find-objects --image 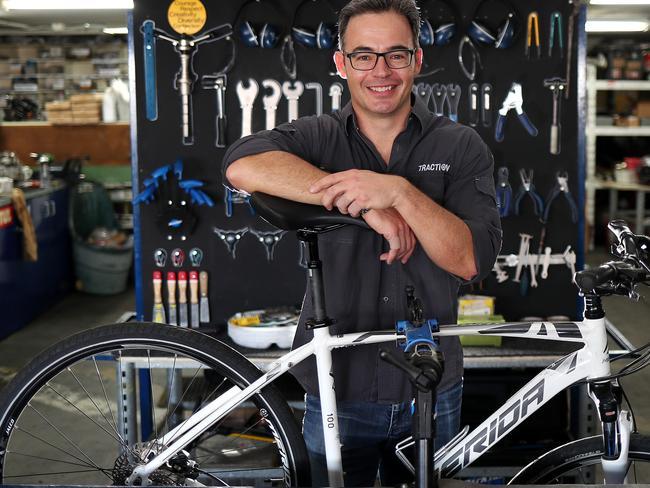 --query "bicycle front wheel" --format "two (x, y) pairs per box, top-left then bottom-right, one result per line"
(0, 322), (310, 486)
(510, 434), (650, 484)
